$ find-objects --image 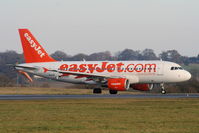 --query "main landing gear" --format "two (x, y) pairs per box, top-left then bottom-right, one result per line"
(93, 88), (102, 94)
(160, 83), (166, 94)
(93, 88), (118, 94)
(109, 90), (118, 94)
